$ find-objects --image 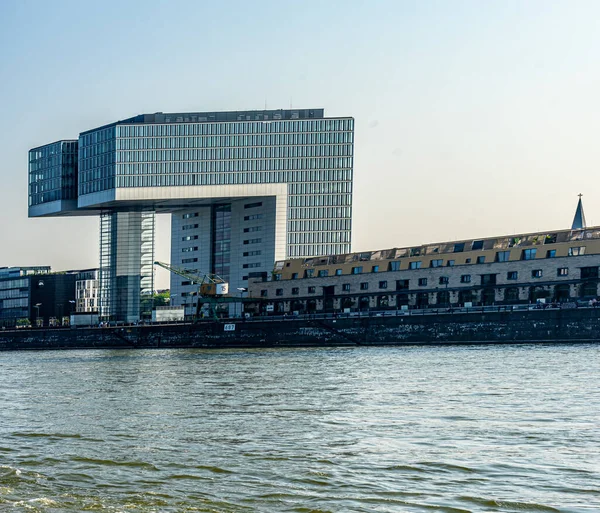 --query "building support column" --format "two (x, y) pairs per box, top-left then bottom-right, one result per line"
(99, 210), (155, 322)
